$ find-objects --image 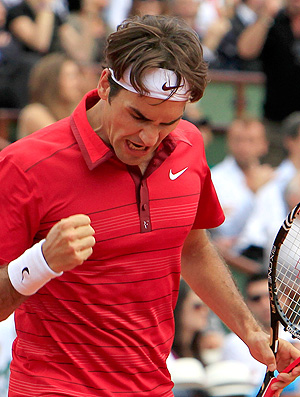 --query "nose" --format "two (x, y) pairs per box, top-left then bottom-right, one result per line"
(138, 124), (160, 147)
